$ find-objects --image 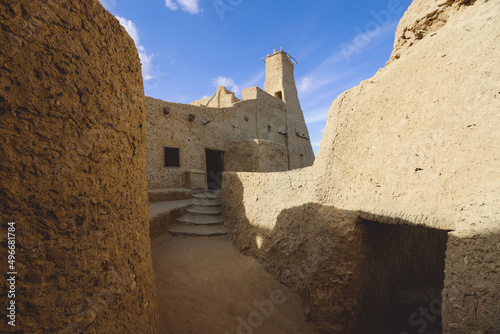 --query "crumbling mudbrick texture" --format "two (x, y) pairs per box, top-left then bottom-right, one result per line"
(222, 0), (500, 333)
(0, 0), (158, 332)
